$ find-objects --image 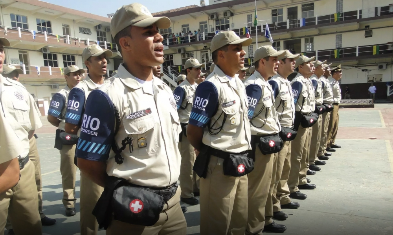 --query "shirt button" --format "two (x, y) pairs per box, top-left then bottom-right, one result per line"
(138, 127), (143, 131)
